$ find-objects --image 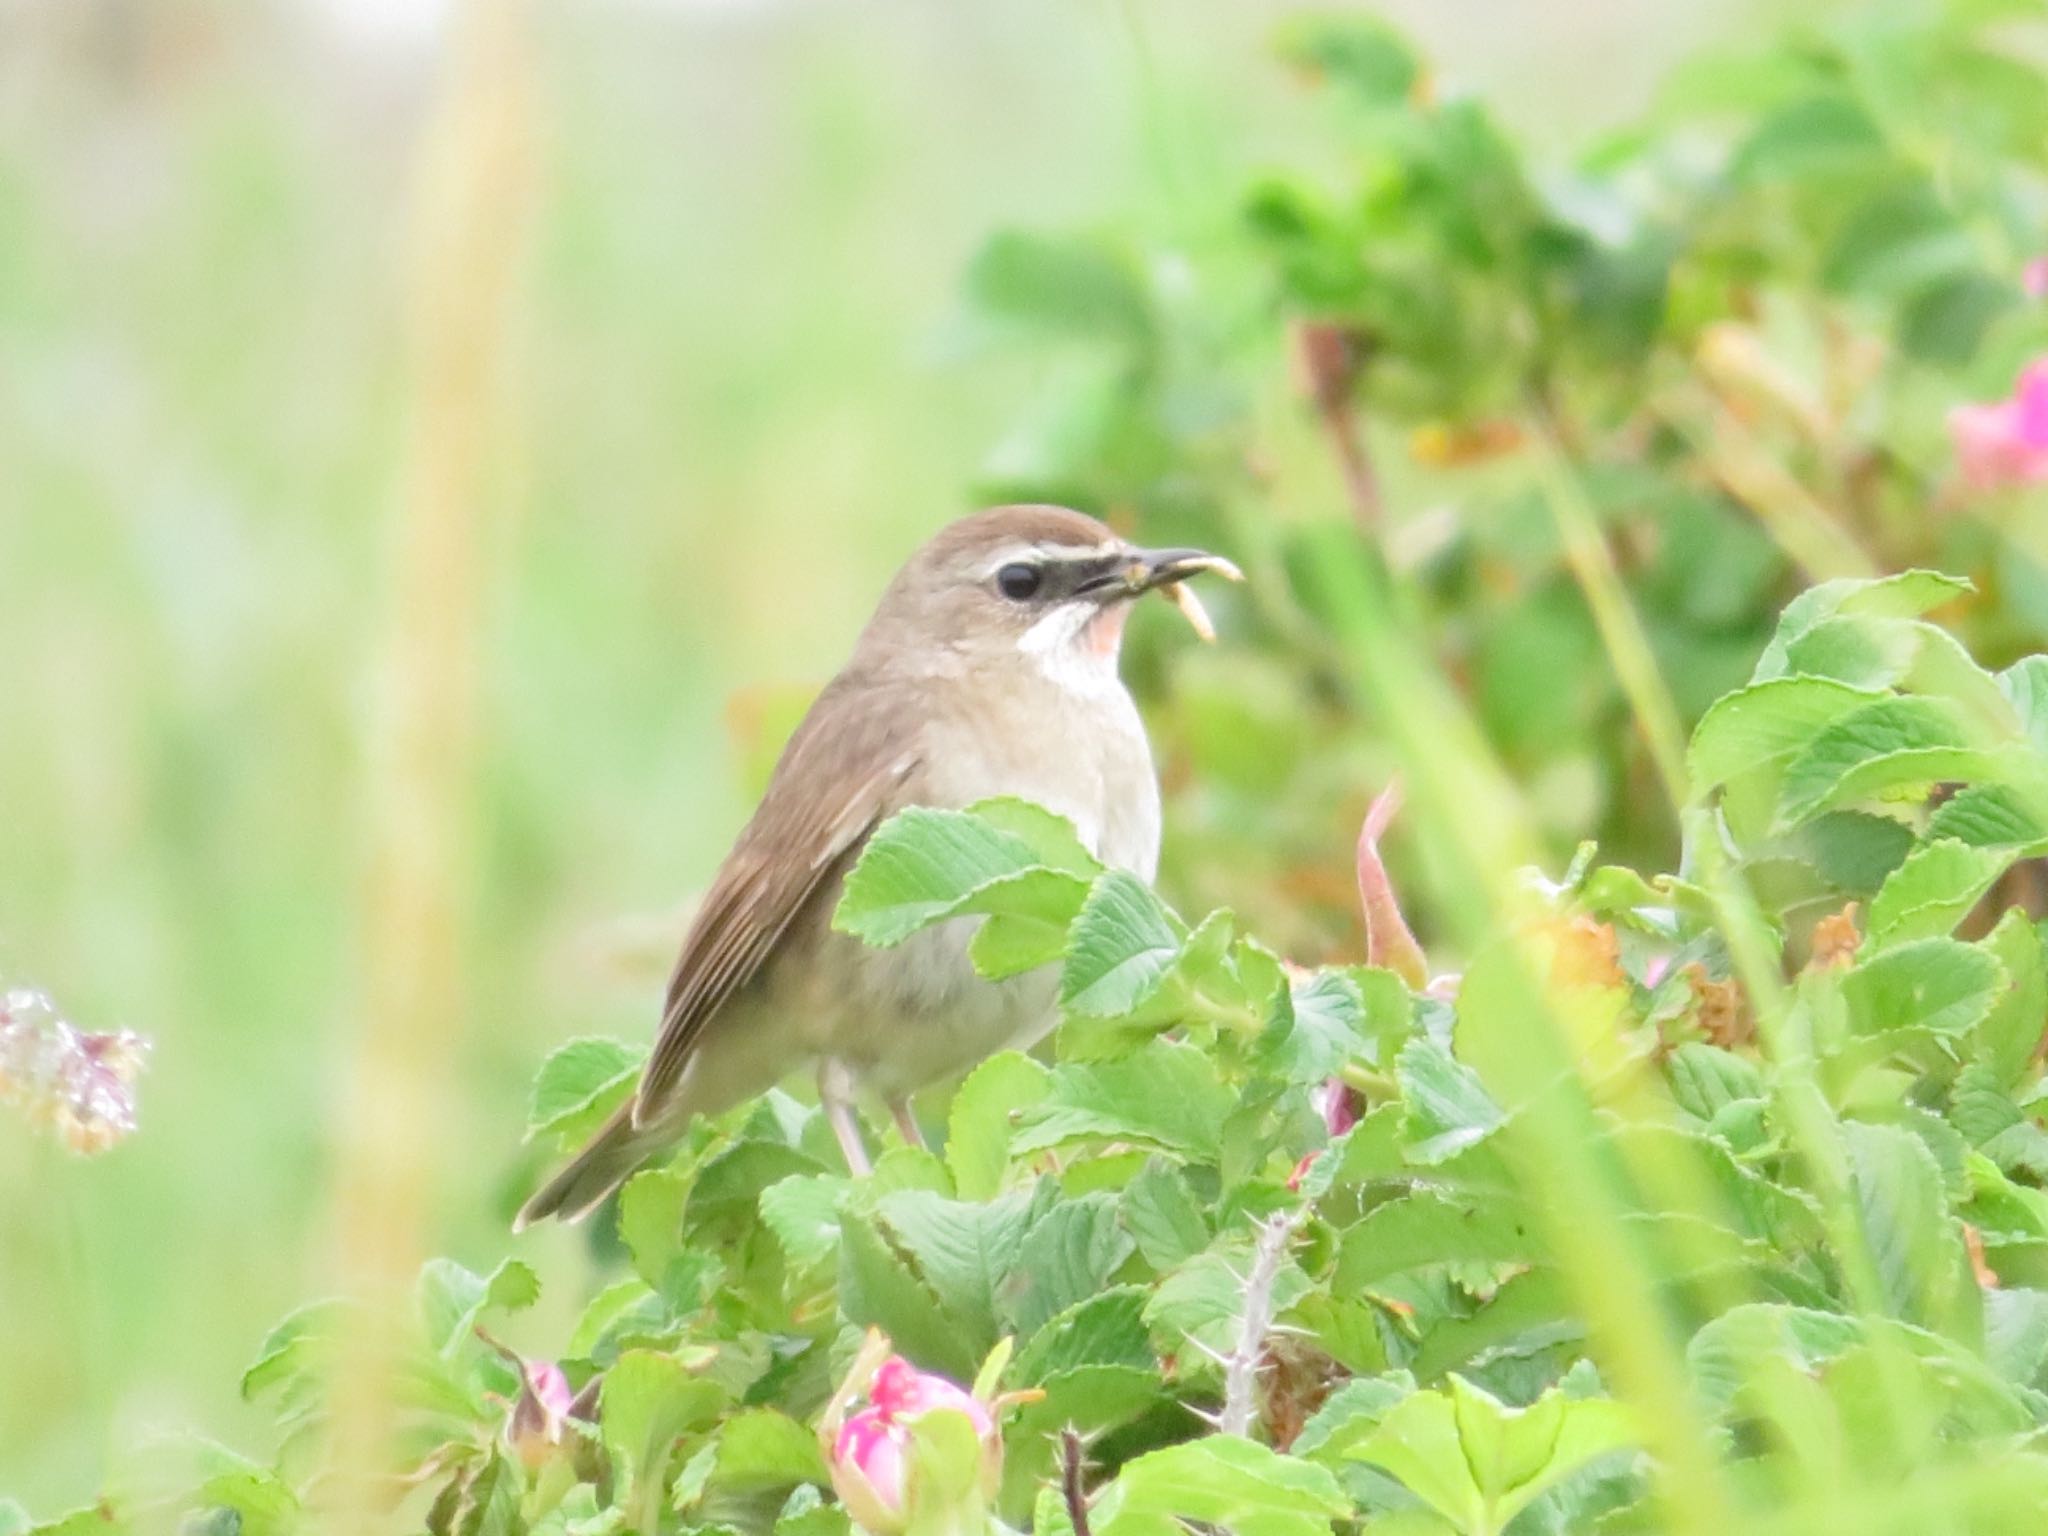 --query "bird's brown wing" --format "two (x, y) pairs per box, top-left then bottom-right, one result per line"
(632, 671), (920, 1126)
